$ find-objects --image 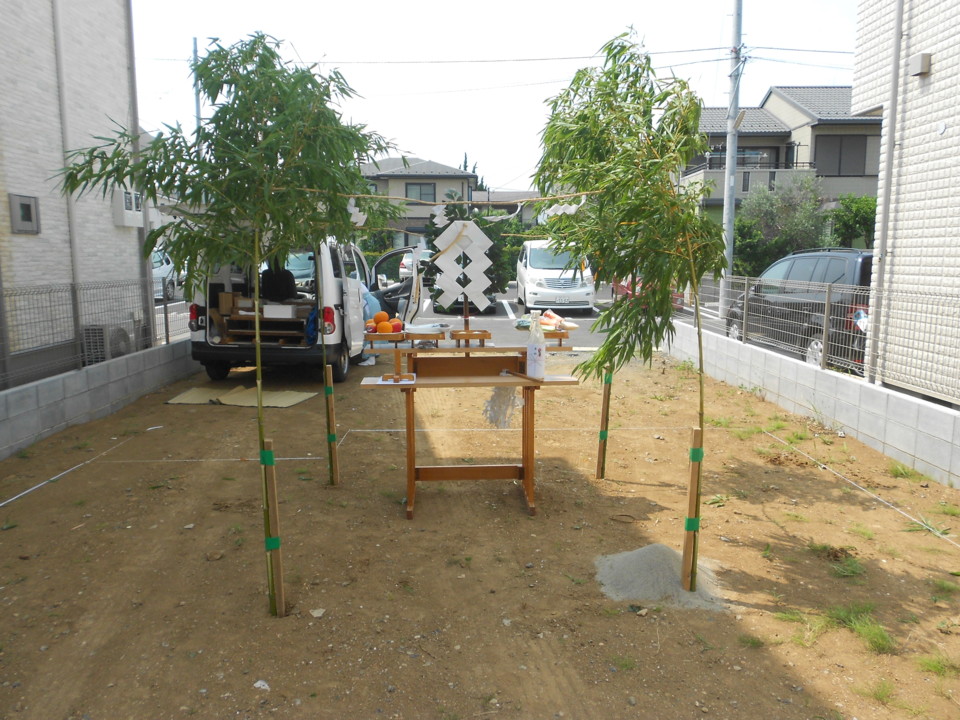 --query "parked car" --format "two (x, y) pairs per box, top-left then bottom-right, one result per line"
(189, 242), (421, 382)
(516, 239), (594, 313)
(725, 248), (873, 371)
(151, 250), (177, 301)
(611, 276), (684, 311)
